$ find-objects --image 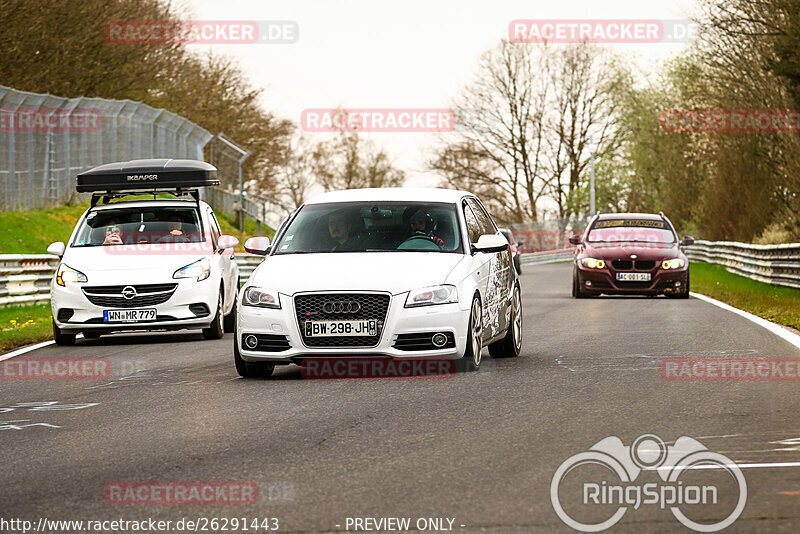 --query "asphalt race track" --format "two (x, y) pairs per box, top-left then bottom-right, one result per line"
(2, 263), (800, 533)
